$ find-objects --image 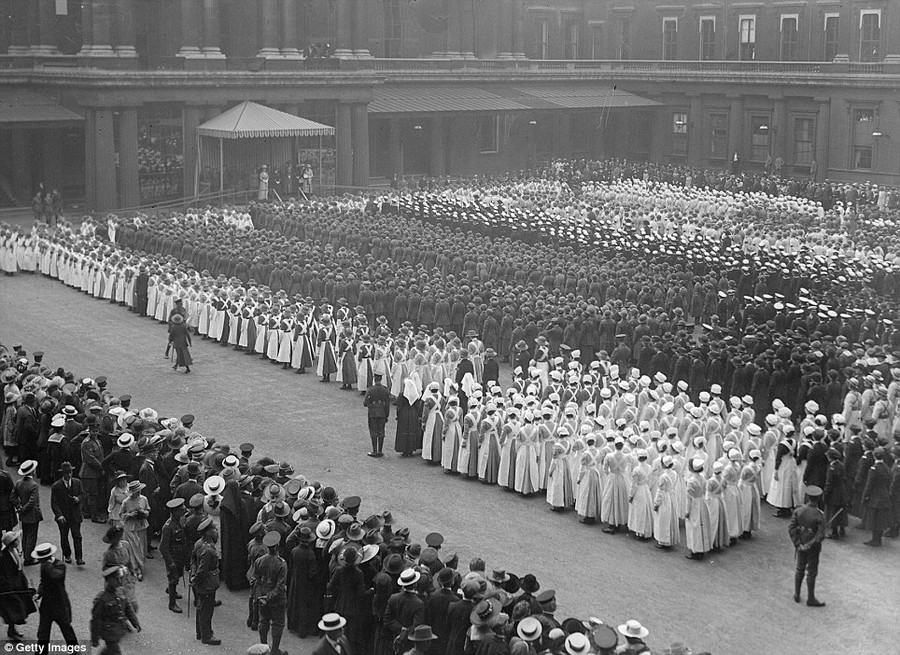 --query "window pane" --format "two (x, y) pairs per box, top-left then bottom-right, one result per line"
(663, 20), (677, 60)
(860, 13), (880, 61)
(780, 17), (798, 61)
(710, 113), (728, 156)
(824, 16), (838, 61)
(700, 20), (715, 60)
(793, 117), (814, 165)
(591, 25), (603, 59)
(853, 146), (872, 170)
